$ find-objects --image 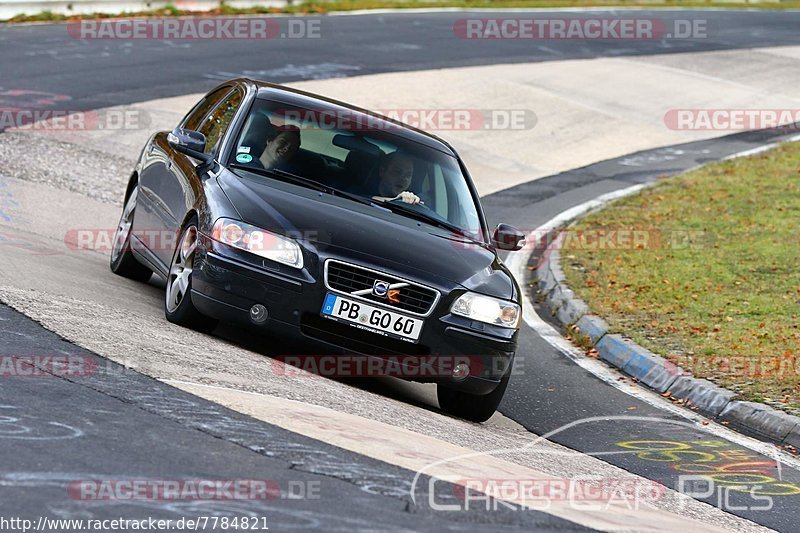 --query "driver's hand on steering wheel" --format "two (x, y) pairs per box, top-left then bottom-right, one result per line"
(393, 191), (422, 205)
